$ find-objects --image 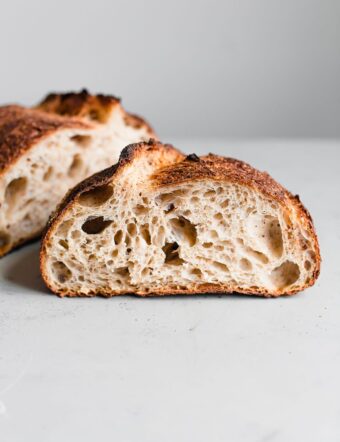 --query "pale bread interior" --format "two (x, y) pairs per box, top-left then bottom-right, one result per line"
(43, 153), (317, 296)
(0, 107), (151, 255)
